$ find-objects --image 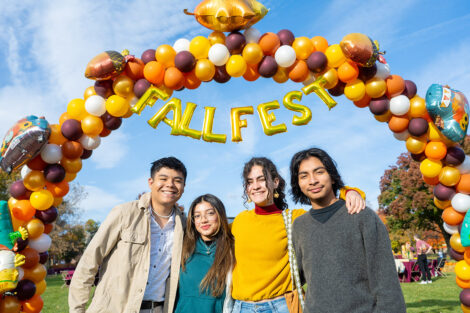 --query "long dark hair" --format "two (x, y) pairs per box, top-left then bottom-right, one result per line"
(242, 157), (288, 210)
(290, 147), (344, 205)
(181, 194), (234, 297)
